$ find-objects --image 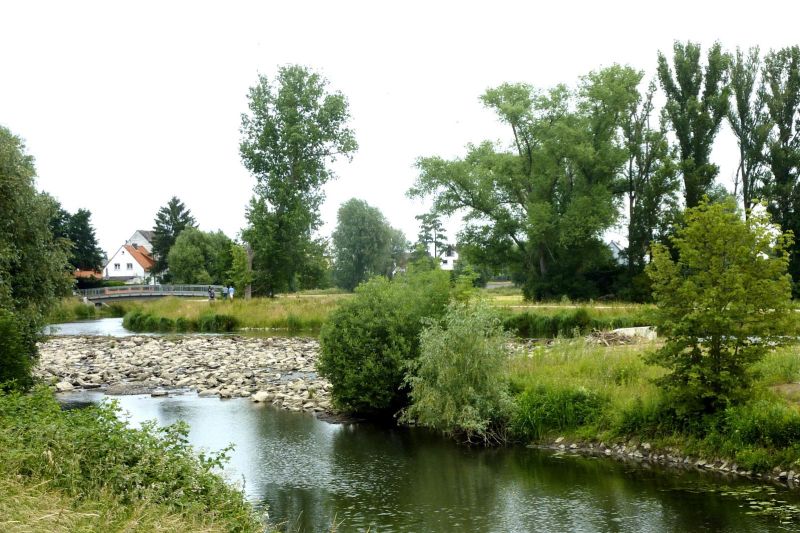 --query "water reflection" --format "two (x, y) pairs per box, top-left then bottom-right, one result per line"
(61, 391), (798, 532)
